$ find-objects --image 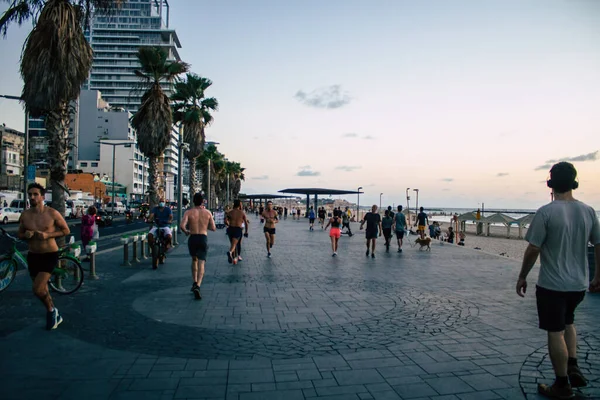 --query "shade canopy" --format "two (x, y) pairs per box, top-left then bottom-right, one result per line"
(482, 213), (516, 225)
(457, 211), (479, 222)
(516, 213), (536, 226)
(279, 188), (364, 195)
(238, 194), (295, 199)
